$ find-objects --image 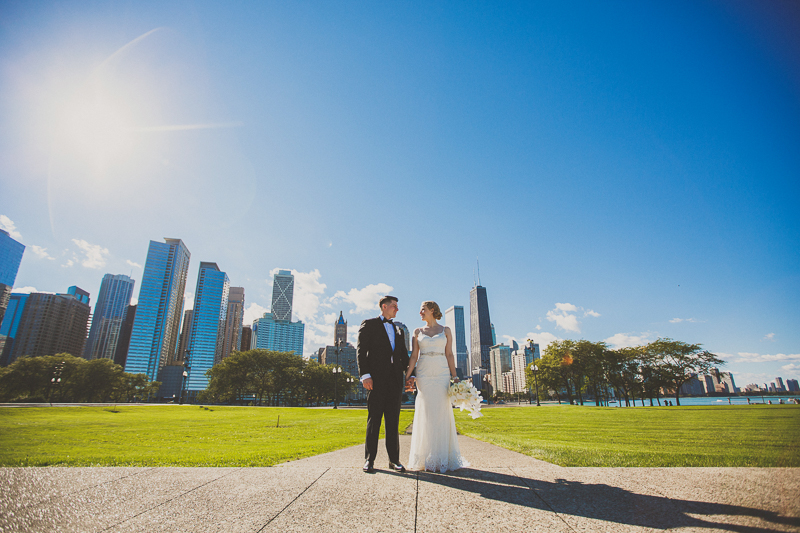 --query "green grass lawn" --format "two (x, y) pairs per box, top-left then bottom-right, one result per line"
(0, 406), (414, 467)
(3, 404), (798, 468)
(454, 404), (800, 467)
